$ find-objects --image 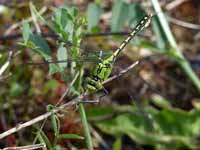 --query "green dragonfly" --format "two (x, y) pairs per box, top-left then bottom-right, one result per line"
(27, 14), (152, 97)
(85, 14), (152, 94)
